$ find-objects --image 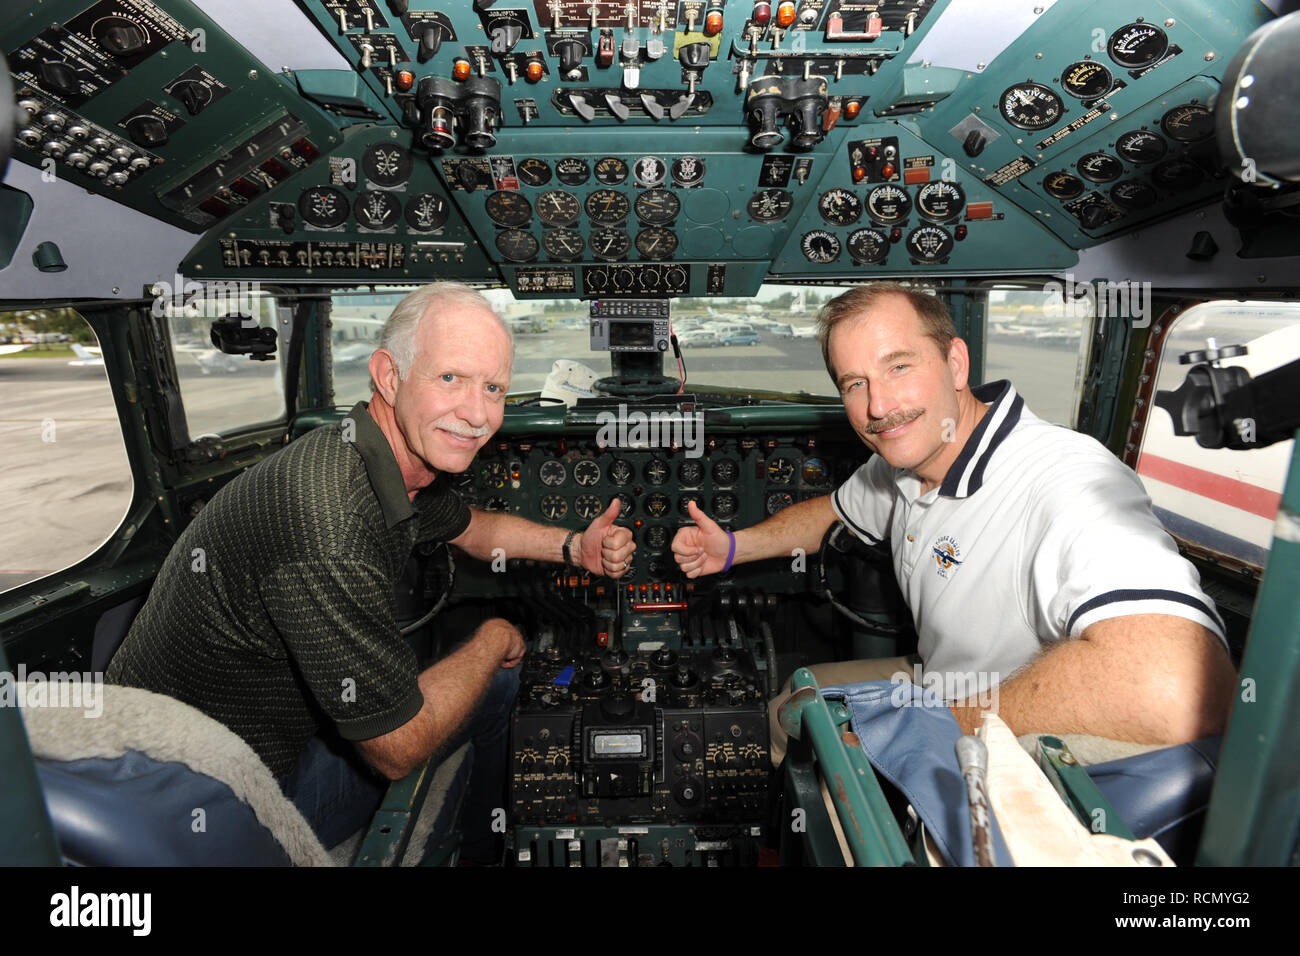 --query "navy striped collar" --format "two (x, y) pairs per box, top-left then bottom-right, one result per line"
(937, 380), (1025, 498)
